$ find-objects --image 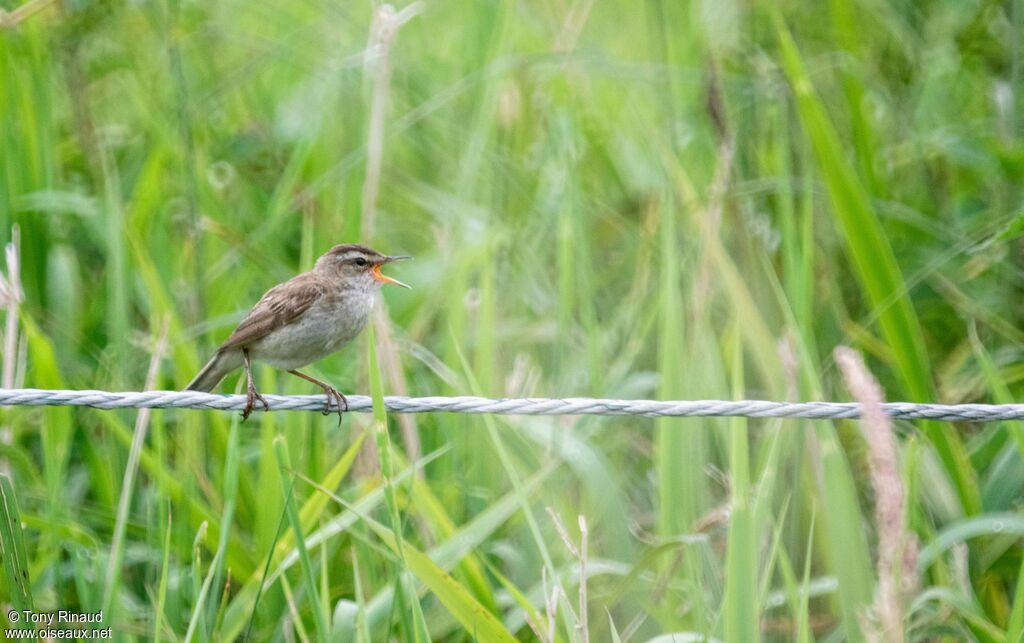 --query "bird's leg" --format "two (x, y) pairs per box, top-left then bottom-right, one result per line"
(287, 370), (347, 419)
(242, 349), (269, 421)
